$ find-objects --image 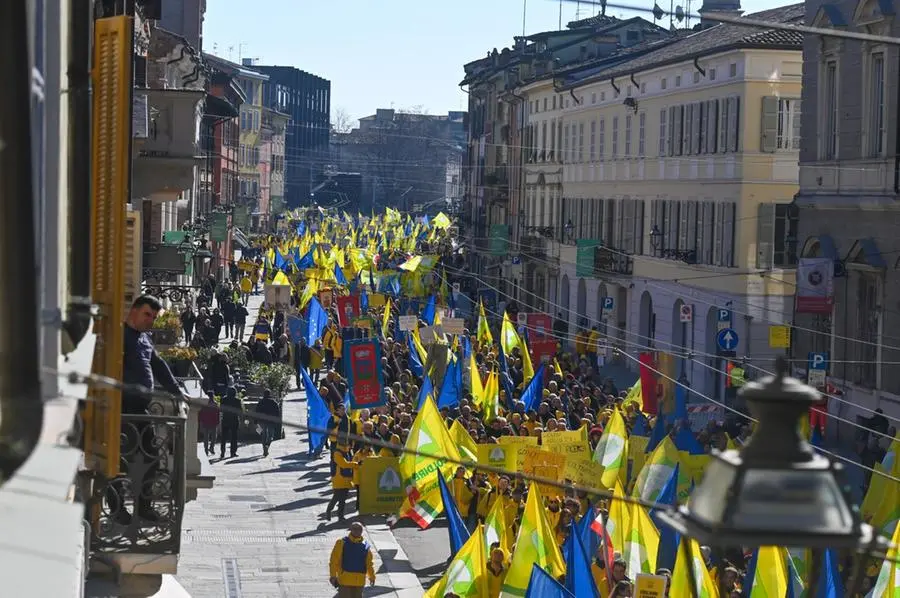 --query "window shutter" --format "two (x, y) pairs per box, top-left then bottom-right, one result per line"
(635, 200), (645, 254)
(616, 198), (626, 245)
(730, 97), (741, 152)
(692, 102), (702, 154)
(760, 96), (778, 153)
(713, 203), (724, 264)
(686, 201), (698, 252)
(706, 100), (717, 153)
(723, 202), (736, 266)
(718, 99), (728, 153)
(668, 107), (676, 156)
(756, 203), (776, 269)
(678, 200), (689, 249)
(700, 202), (713, 263)
(623, 199), (635, 251)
